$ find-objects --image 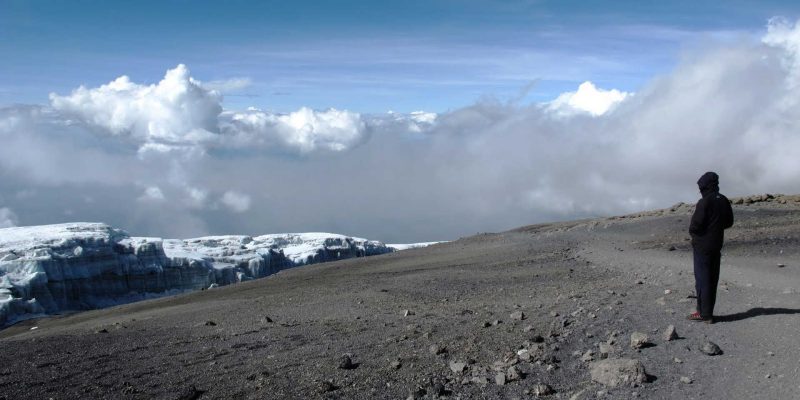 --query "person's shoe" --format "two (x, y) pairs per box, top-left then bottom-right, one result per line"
(687, 311), (713, 323)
